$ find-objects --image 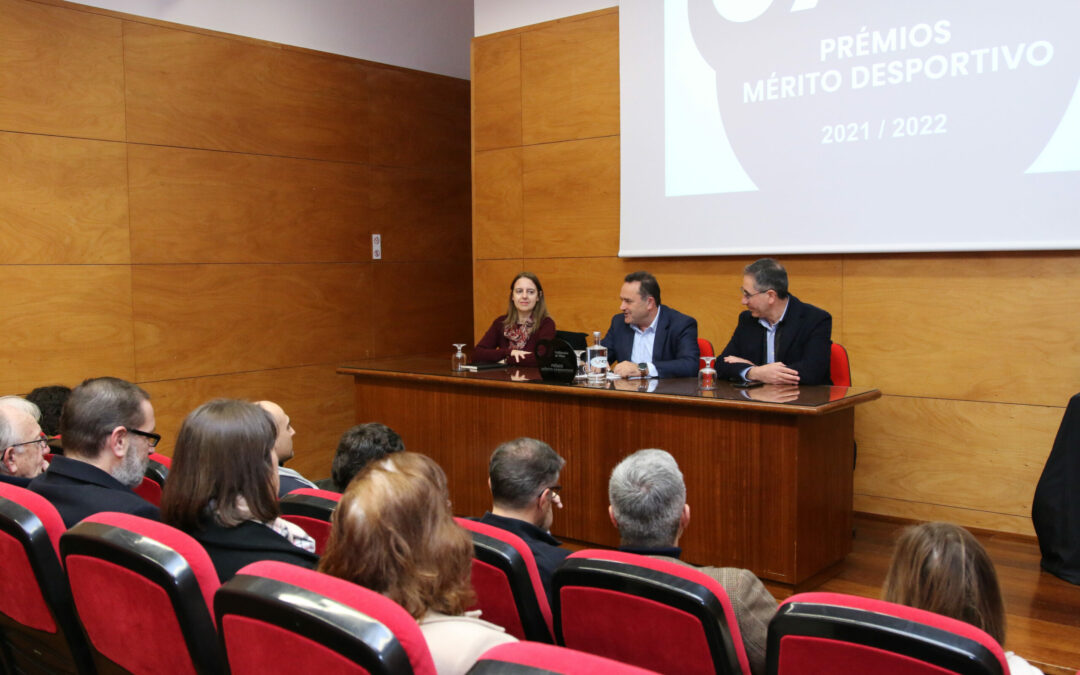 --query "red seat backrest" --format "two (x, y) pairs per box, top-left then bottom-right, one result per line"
(554, 549), (750, 675)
